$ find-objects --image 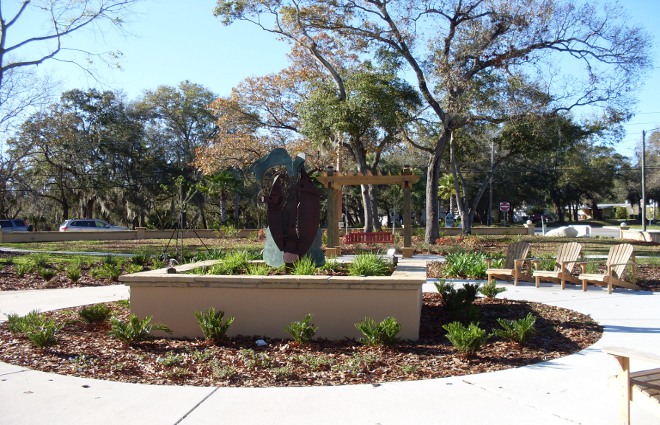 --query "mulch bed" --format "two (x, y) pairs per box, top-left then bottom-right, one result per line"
(0, 293), (602, 387)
